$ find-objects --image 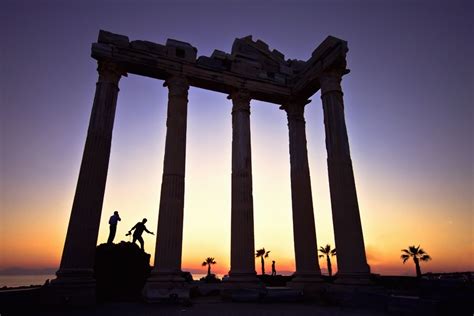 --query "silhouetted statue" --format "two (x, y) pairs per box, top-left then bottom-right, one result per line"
(107, 211), (121, 244)
(271, 260), (276, 276)
(127, 218), (154, 250)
